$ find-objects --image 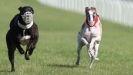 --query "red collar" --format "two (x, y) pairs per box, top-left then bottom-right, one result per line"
(86, 16), (99, 27)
